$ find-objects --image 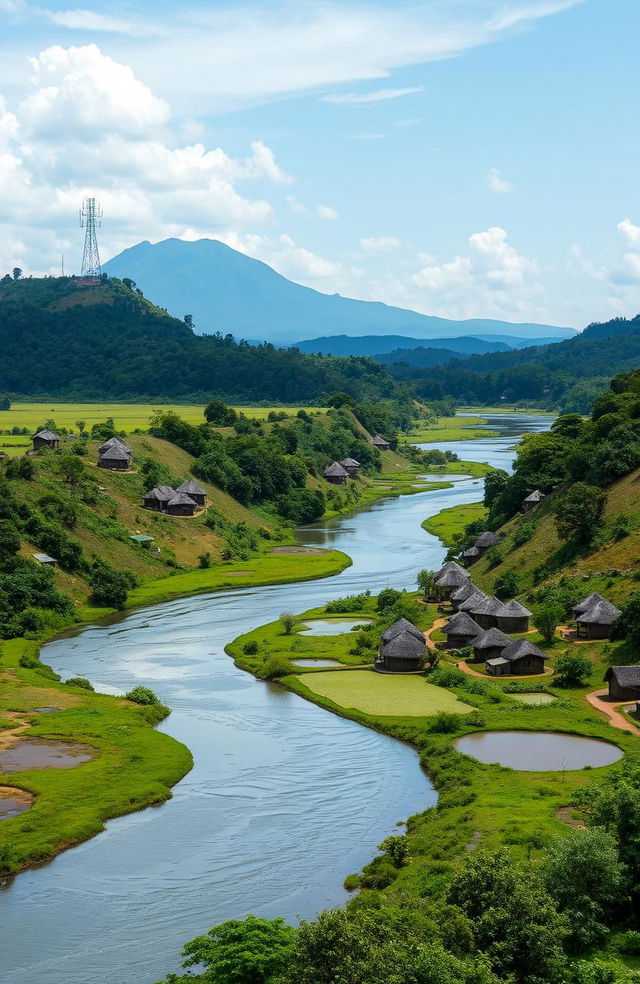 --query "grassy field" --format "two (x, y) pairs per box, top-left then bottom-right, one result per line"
(422, 501), (488, 547)
(0, 637), (192, 876)
(409, 415), (499, 444)
(298, 670), (473, 717)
